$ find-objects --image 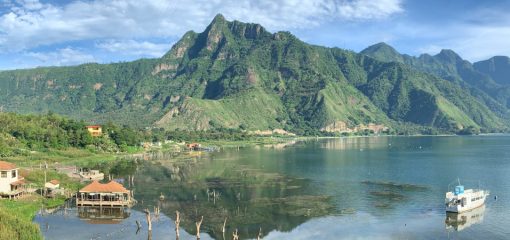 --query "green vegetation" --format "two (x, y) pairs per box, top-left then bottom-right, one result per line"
(474, 56), (510, 85)
(0, 112), (144, 160)
(361, 42), (510, 121)
(0, 15), (509, 136)
(22, 168), (84, 191)
(0, 199), (42, 240)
